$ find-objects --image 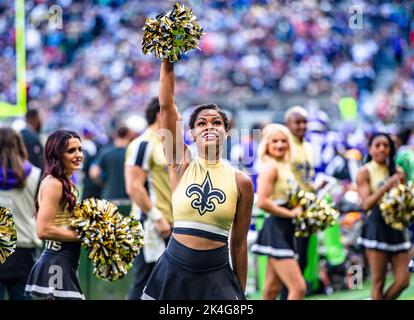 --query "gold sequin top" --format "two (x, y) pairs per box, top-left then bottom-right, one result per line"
(270, 160), (298, 204)
(53, 203), (72, 228)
